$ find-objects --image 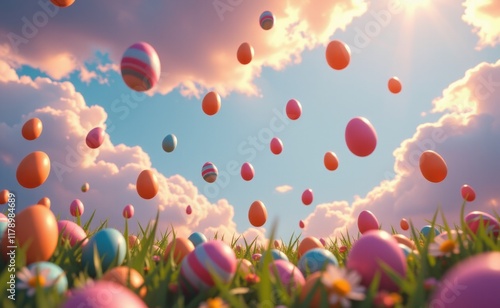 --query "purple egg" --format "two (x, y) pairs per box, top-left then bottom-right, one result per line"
(357, 210), (379, 234)
(429, 252), (500, 307)
(62, 281), (147, 308)
(57, 220), (88, 247)
(86, 127), (105, 149)
(269, 259), (305, 291)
